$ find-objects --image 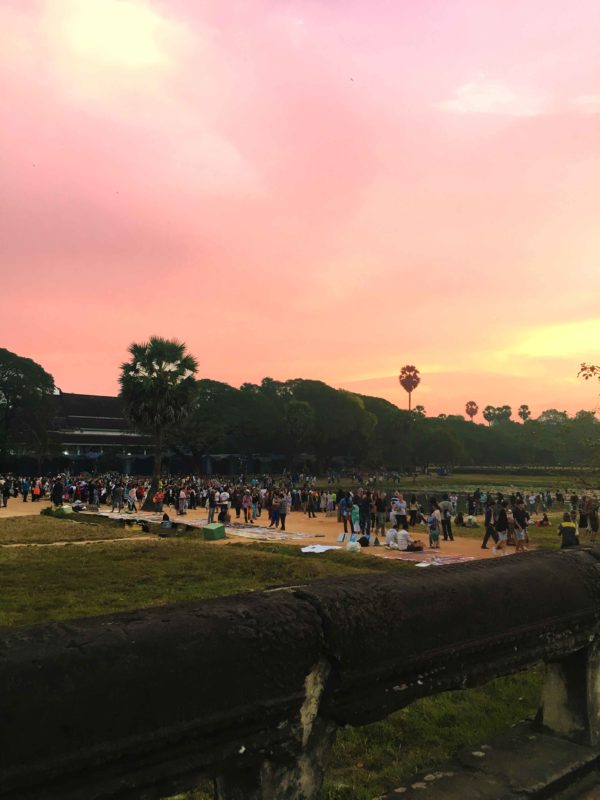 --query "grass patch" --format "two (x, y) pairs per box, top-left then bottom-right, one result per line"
(0, 538), (410, 628)
(0, 515), (147, 545)
(323, 668), (541, 798)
